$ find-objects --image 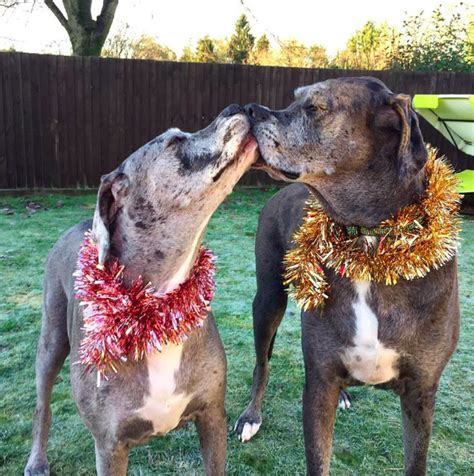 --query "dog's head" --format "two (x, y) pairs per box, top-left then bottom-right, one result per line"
(92, 104), (257, 265)
(248, 77), (427, 222)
